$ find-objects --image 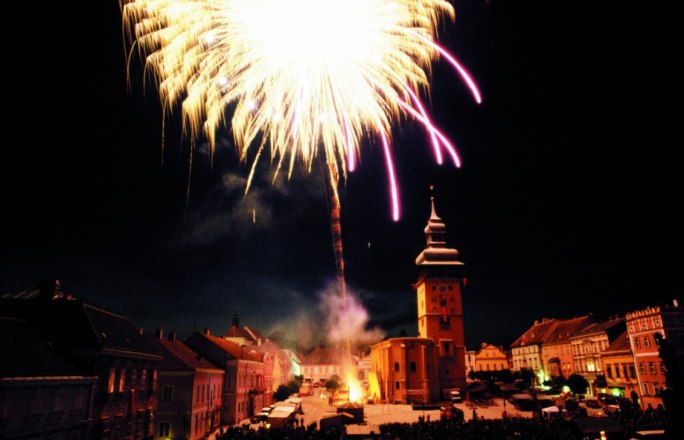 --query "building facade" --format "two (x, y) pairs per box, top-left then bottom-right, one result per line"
(474, 343), (508, 373)
(600, 330), (639, 401)
(569, 317), (625, 396)
(1, 281), (163, 440)
(148, 330), (224, 440)
(510, 318), (557, 385)
(625, 301), (684, 409)
(540, 315), (594, 380)
(185, 330), (266, 425)
(0, 317), (97, 439)
(369, 338), (439, 404)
